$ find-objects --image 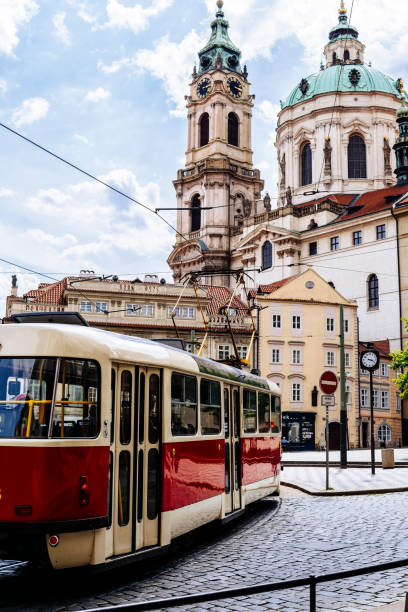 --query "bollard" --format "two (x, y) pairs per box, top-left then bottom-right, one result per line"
(381, 448), (395, 469)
